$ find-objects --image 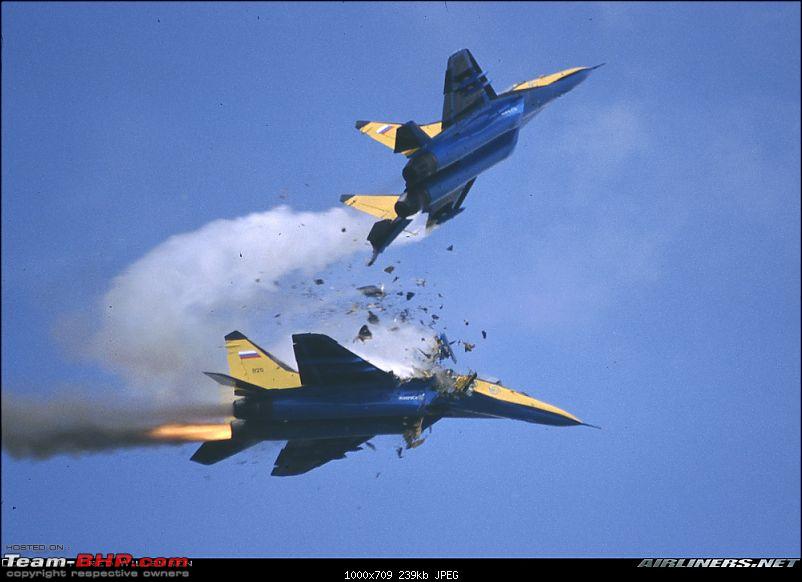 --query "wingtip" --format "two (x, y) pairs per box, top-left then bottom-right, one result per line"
(340, 194), (354, 203)
(355, 120), (369, 130)
(224, 330), (247, 341)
